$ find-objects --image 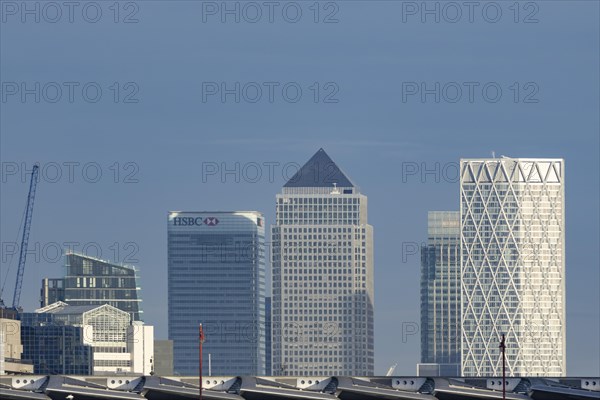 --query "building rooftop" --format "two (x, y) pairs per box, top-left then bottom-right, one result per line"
(0, 305), (18, 320)
(45, 304), (100, 315)
(35, 302), (123, 316)
(66, 251), (137, 271)
(284, 148), (355, 188)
